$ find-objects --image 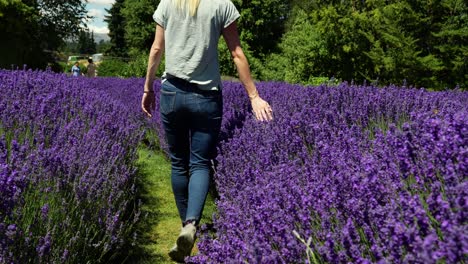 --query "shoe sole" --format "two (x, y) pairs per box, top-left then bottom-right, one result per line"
(168, 248), (186, 263)
(177, 232), (194, 253)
